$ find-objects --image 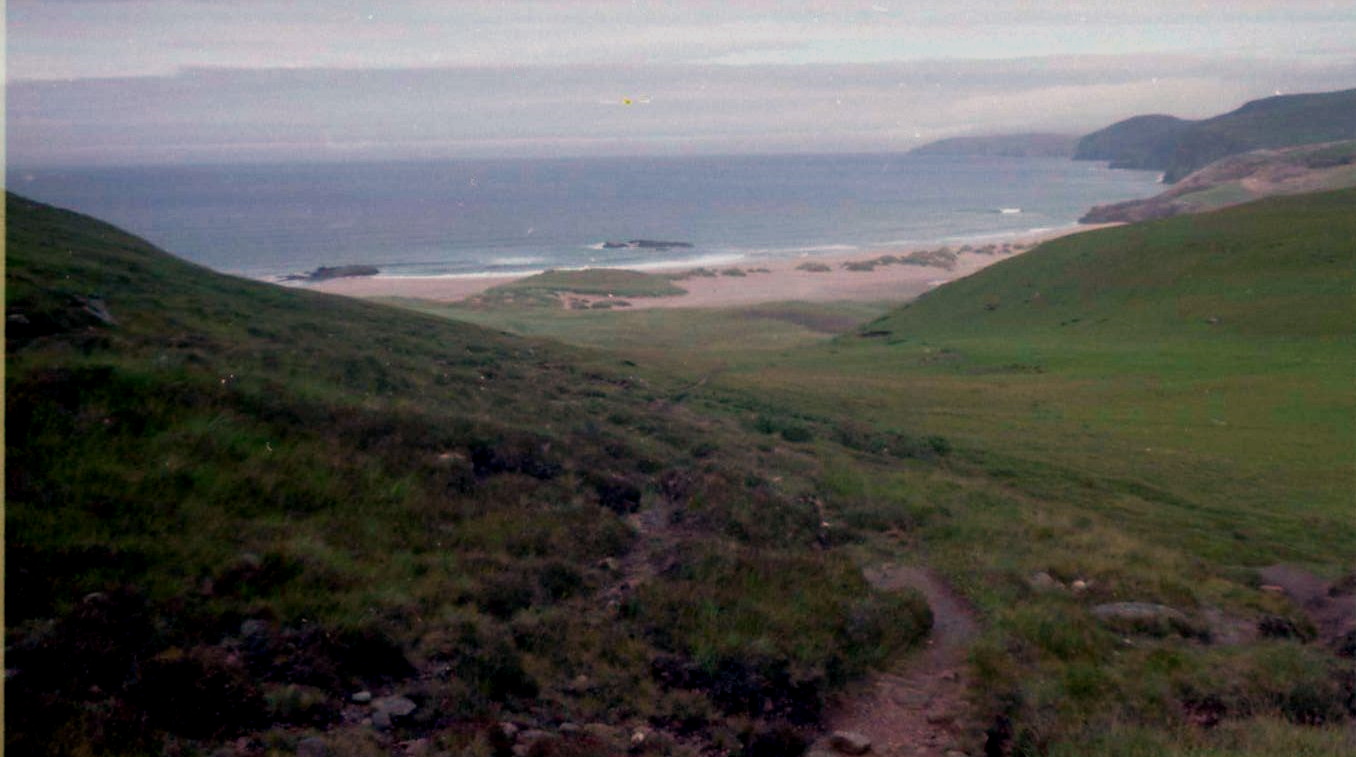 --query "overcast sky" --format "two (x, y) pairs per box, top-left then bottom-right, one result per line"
(8, 1), (1356, 165)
